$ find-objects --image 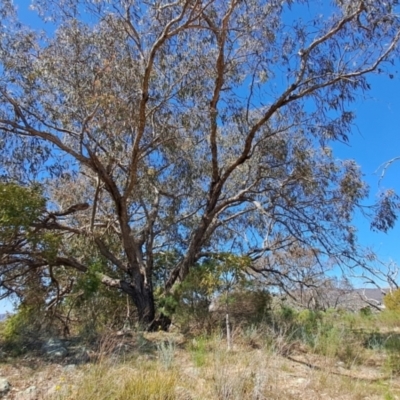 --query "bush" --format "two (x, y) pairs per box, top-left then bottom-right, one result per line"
(64, 259), (133, 339)
(188, 335), (209, 367)
(0, 305), (48, 354)
(224, 289), (272, 324)
(384, 335), (400, 375)
(359, 306), (373, 317)
(268, 308), (366, 366)
(383, 289), (400, 312)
